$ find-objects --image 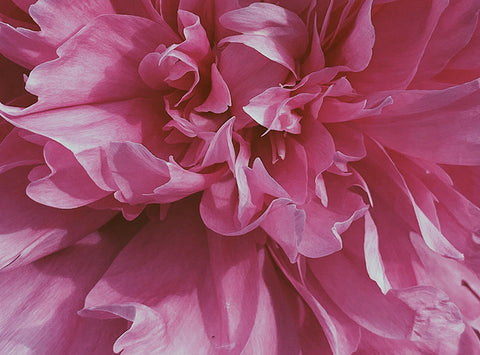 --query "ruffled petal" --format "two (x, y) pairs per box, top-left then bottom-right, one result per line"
(20, 14), (177, 112)
(220, 3), (308, 75)
(107, 141), (225, 205)
(0, 214), (147, 353)
(82, 197), (326, 353)
(26, 141), (110, 209)
(0, 167), (114, 269)
(1, 99), (163, 191)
